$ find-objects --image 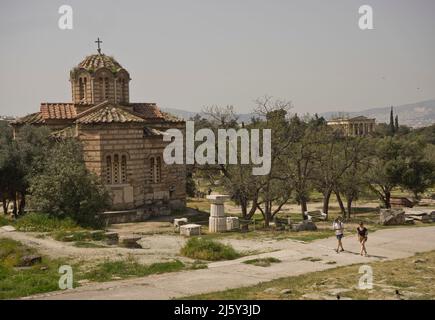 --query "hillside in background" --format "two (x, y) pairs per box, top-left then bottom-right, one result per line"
(321, 99), (435, 128)
(163, 99), (435, 128)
